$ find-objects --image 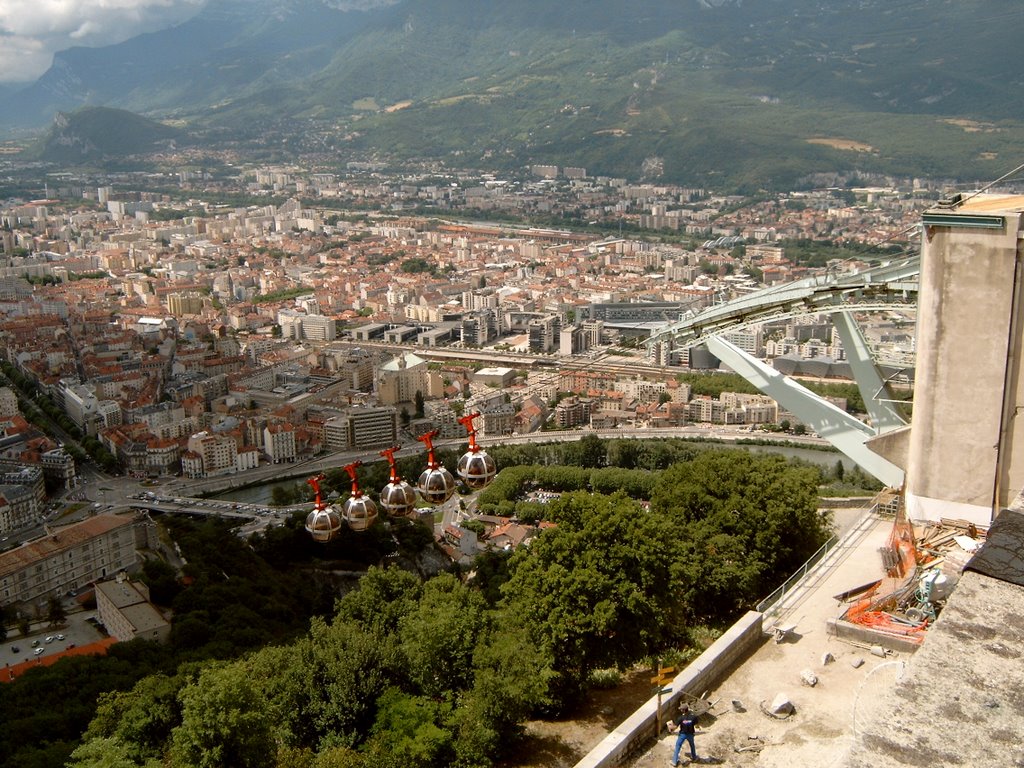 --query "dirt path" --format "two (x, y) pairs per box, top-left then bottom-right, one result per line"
(496, 668), (658, 768)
